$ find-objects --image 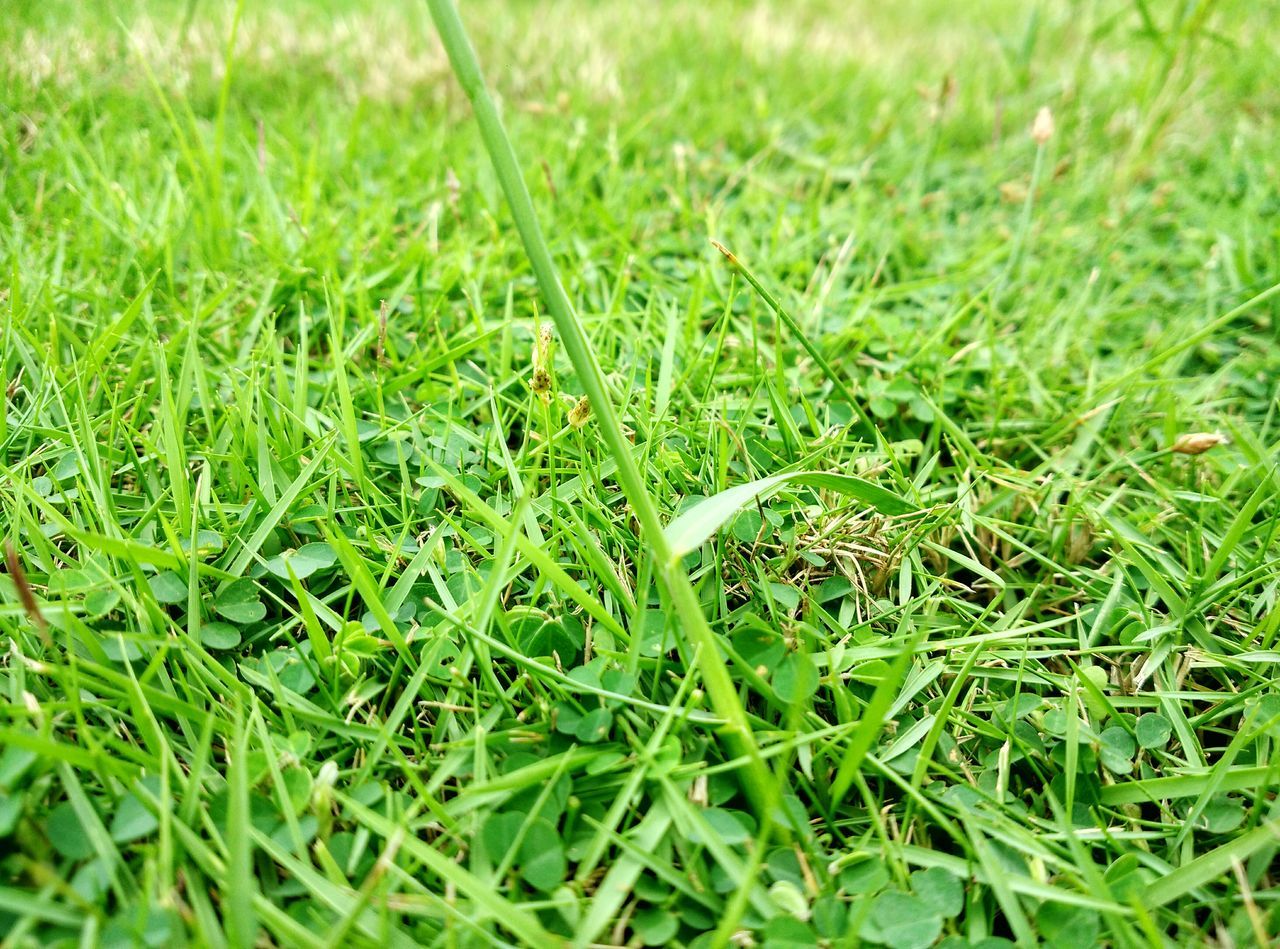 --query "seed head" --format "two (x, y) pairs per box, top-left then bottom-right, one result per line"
(530, 367), (552, 397)
(316, 760), (339, 791)
(568, 395), (591, 429)
(536, 324), (554, 362)
(1171, 432), (1227, 455)
(1031, 106), (1055, 145)
(531, 324), (555, 400)
(688, 774), (709, 806)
